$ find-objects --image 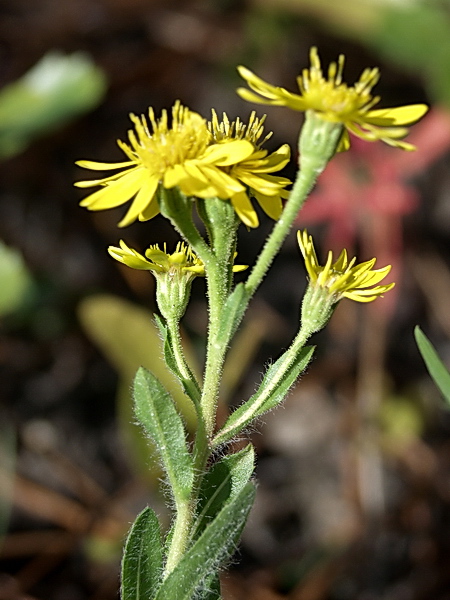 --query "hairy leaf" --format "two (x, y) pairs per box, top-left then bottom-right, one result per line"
(121, 507), (163, 600)
(134, 367), (194, 499)
(213, 346), (315, 447)
(193, 444), (255, 539)
(155, 482), (255, 600)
